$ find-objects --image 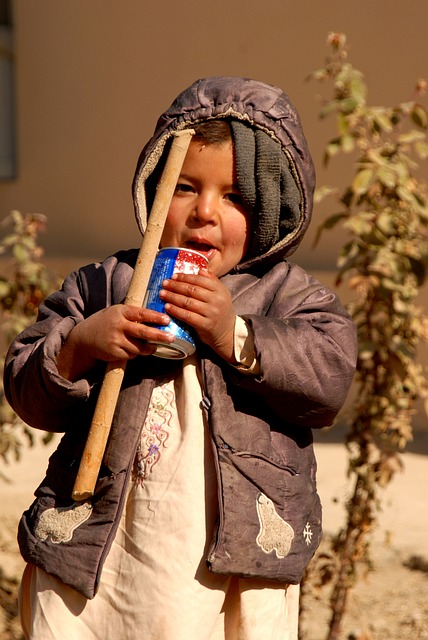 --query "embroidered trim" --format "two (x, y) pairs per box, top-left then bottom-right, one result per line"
(35, 501), (92, 544)
(132, 380), (176, 486)
(256, 492), (294, 558)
